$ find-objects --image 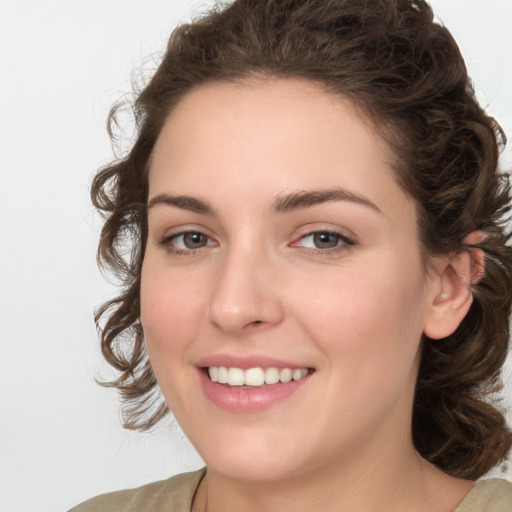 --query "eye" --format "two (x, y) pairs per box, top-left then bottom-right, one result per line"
(161, 231), (216, 252)
(291, 230), (355, 251)
(301, 232), (342, 249)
